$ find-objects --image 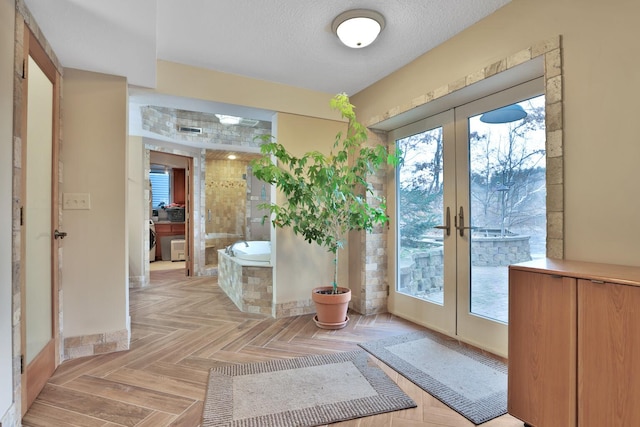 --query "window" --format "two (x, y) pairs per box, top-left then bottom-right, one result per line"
(149, 171), (170, 208)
